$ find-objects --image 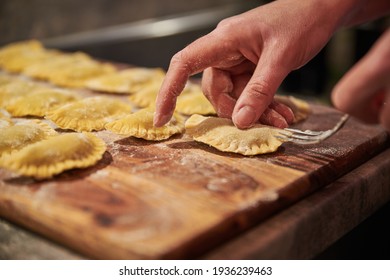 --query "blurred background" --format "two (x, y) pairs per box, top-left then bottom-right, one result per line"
(0, 0), (389, 259)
